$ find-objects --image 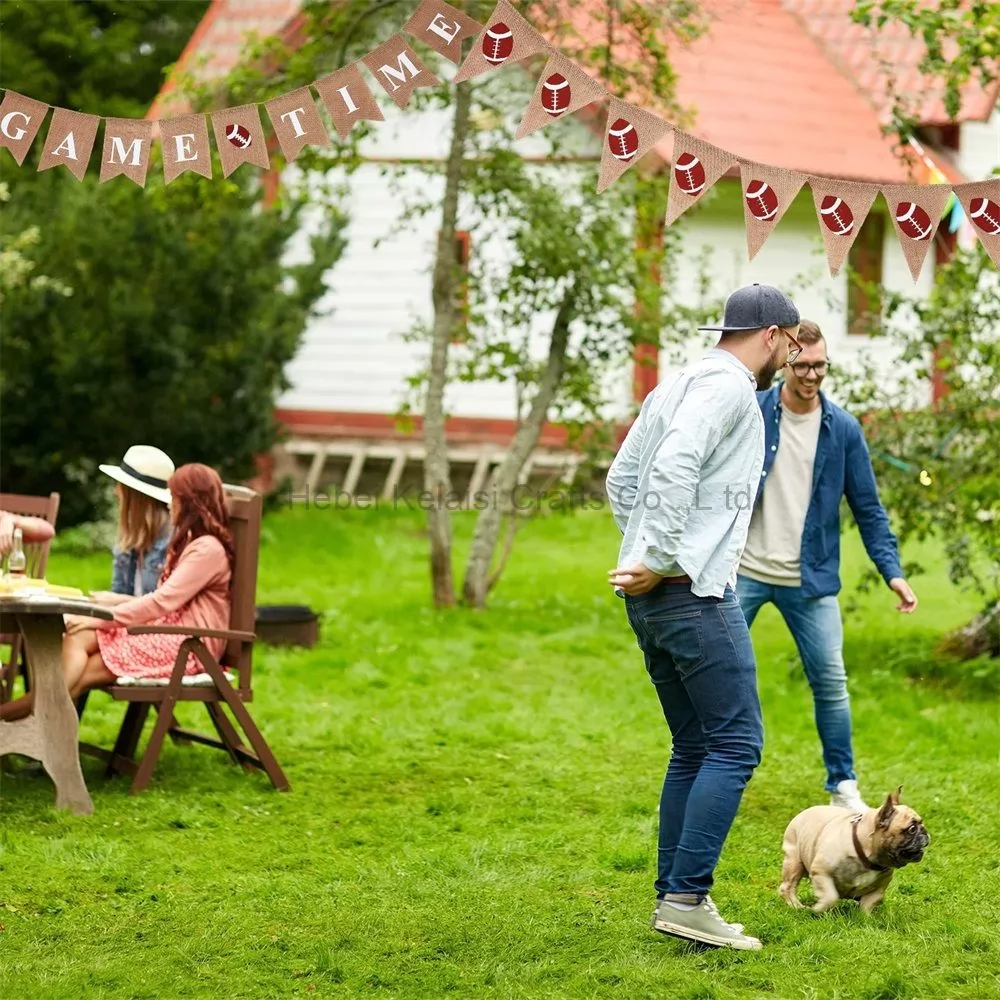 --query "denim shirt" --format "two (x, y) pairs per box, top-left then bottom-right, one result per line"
(607, 350), (765, 599)
(756, 385), (903, 598)
(110, 521), (172, 596)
